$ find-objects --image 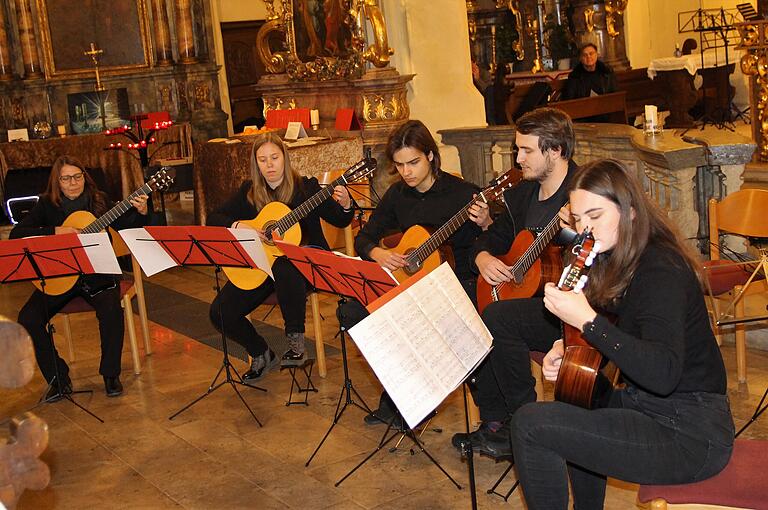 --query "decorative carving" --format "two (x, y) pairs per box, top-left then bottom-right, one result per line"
(737, 20), (768, 160)
(497, 0), (525, 61)
(362, 90), (409, 122)
(584, 7), (595, 33)
(526, 10), (542, 73)
(11, 99), (25, 123)
(263, 96), (297, 116)
(255, 0), (393, 81)
(605, 0), (628, 38)
(193, 82), (211, 107)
